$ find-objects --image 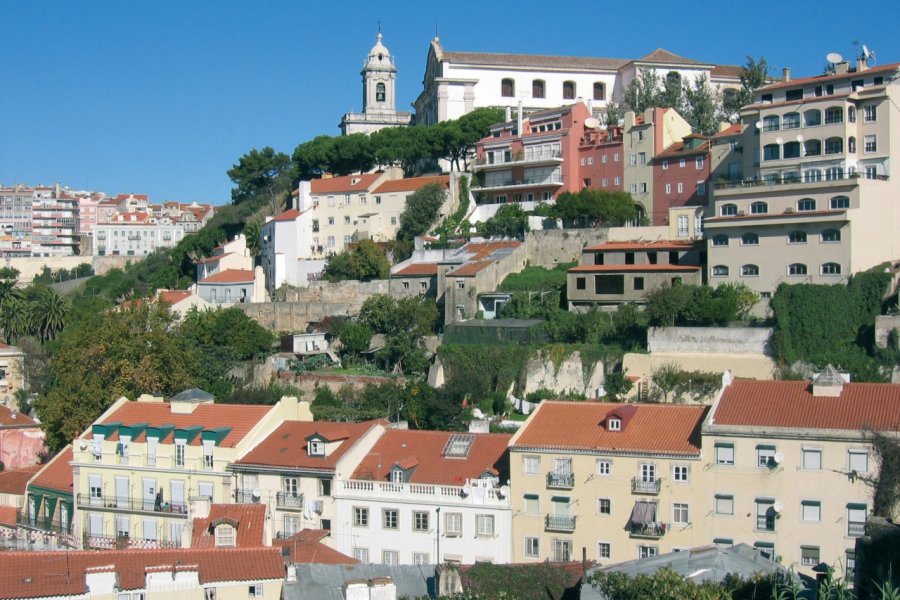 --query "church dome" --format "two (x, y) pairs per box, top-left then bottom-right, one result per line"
(366, 32), (393, 68)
